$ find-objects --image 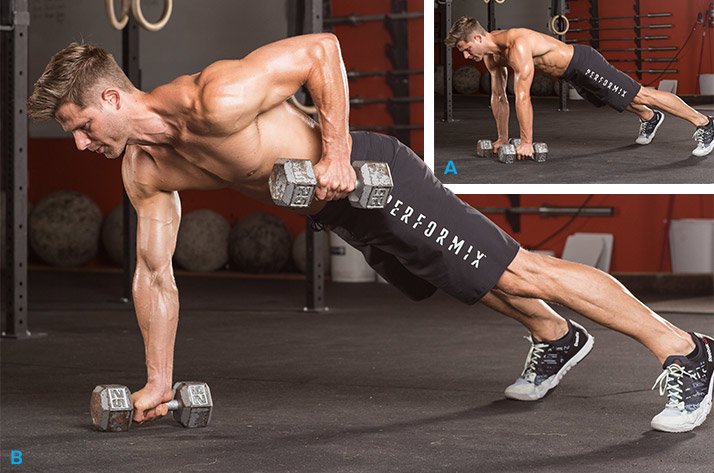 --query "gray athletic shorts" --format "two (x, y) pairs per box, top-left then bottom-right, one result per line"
(563, 45), (641, 112)
(312, 132), (520, 305)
